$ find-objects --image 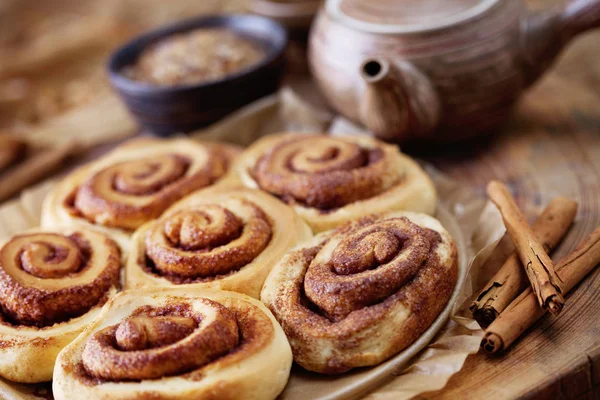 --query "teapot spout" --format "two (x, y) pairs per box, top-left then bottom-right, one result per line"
(359, 58), (440, 142)
(521, 0), (600, 86)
